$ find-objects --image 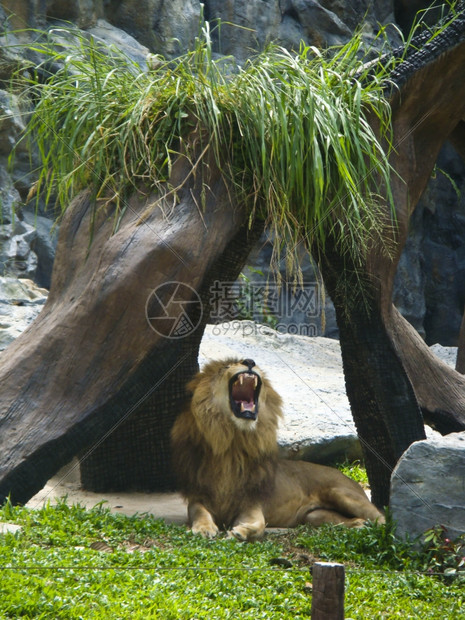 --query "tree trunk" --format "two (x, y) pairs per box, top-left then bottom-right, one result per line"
(320, 16), (465, 505)
(389, 307), (465, 432)
(0, 151), (256, 504)
(320, 255), (426, 509)
(79, 218), (263, 492)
